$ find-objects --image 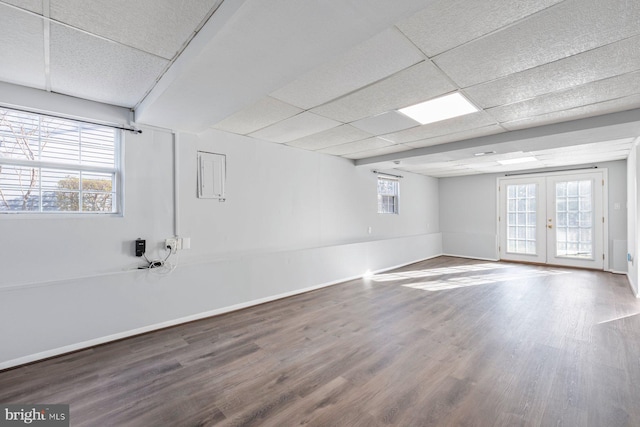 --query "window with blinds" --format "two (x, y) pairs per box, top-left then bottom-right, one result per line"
(0, 107), (121, 213)
(377, 176), (399, 214)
